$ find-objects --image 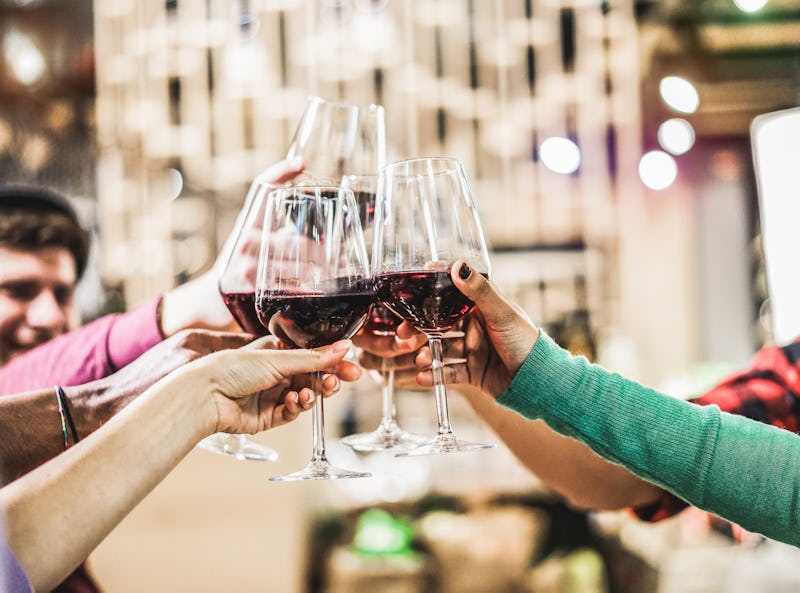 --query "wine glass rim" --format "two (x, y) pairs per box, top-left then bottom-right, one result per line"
(305, 94), (385, 114)
(267, 184), (355, 202)
(382, 157), (463, 174)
